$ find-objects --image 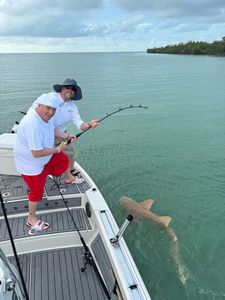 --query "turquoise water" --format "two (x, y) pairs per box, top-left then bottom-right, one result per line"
(0, 52), (225, 300)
